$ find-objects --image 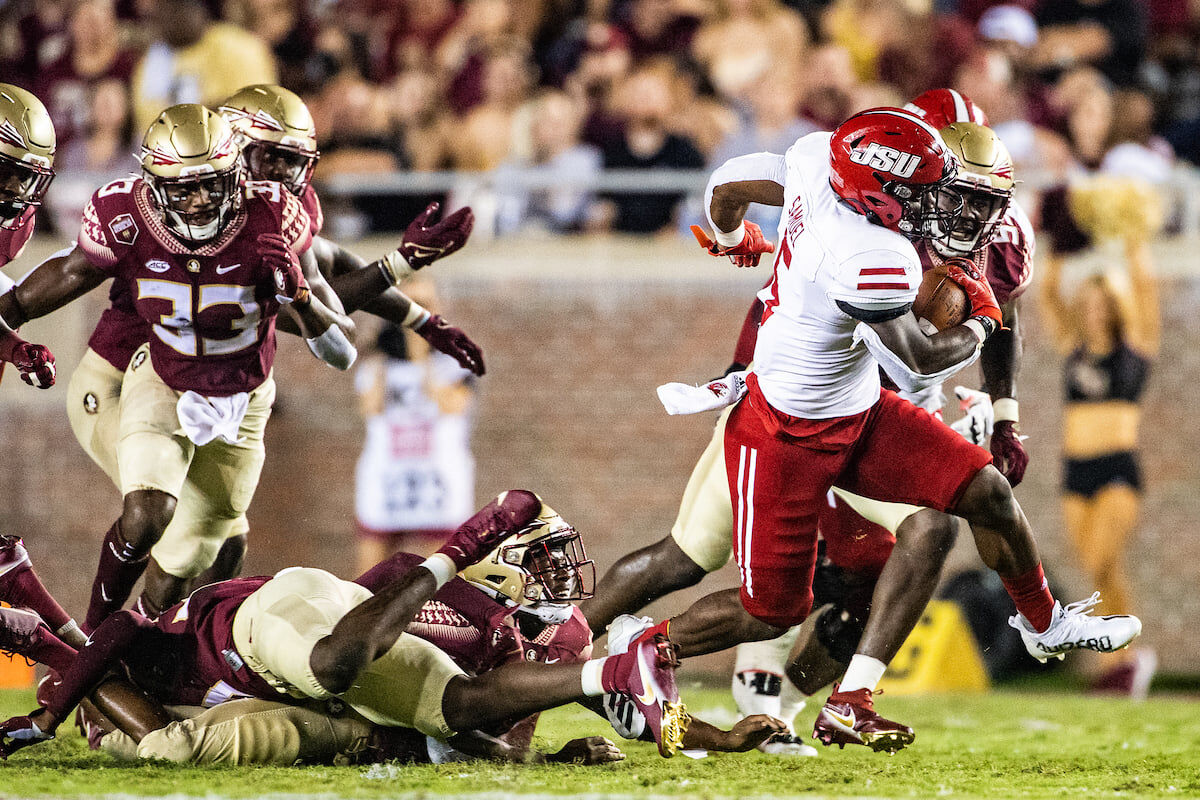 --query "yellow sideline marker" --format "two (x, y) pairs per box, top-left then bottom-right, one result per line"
(878, 600), (990, 695)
